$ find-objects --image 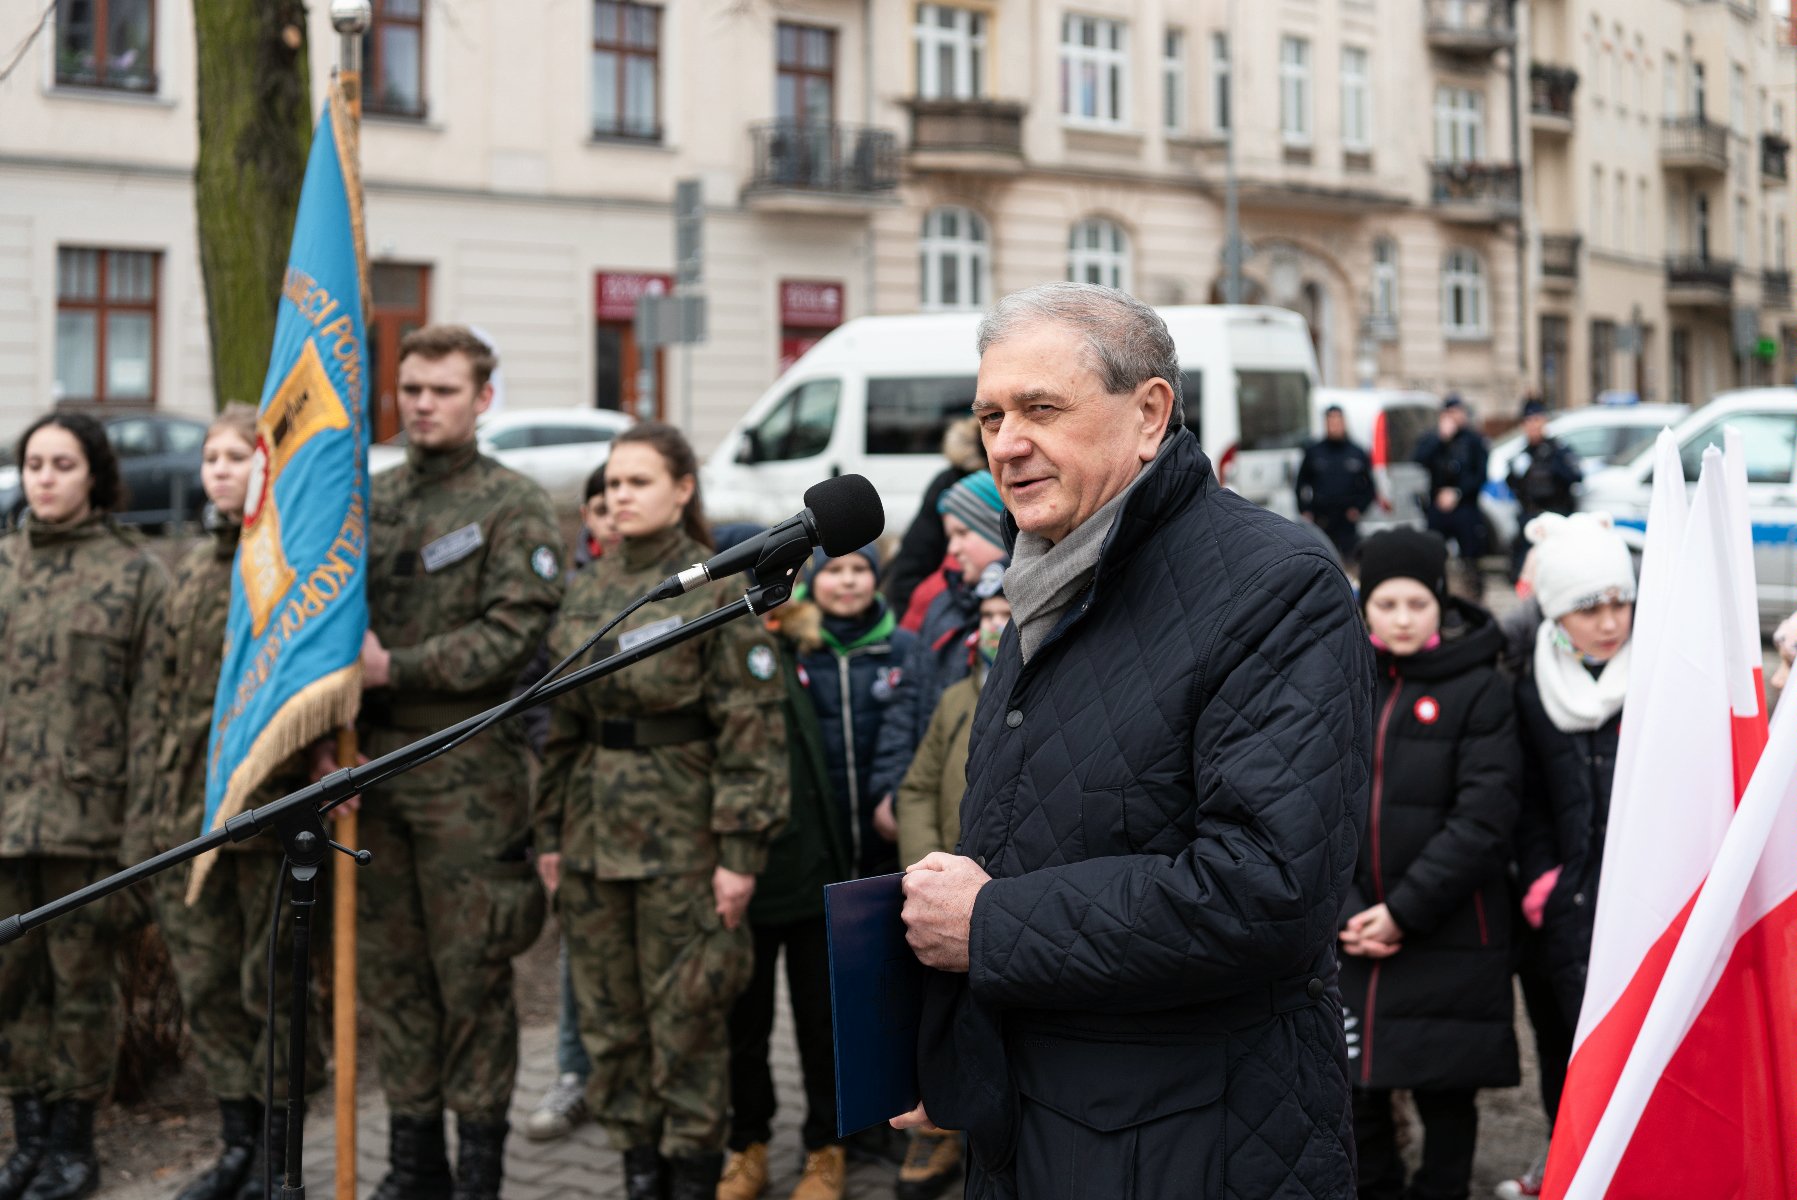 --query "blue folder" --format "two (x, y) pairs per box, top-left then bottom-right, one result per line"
(823, 872), (925, 1136)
